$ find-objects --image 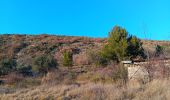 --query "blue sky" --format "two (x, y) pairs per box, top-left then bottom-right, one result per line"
(0, 0), (170, 40)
